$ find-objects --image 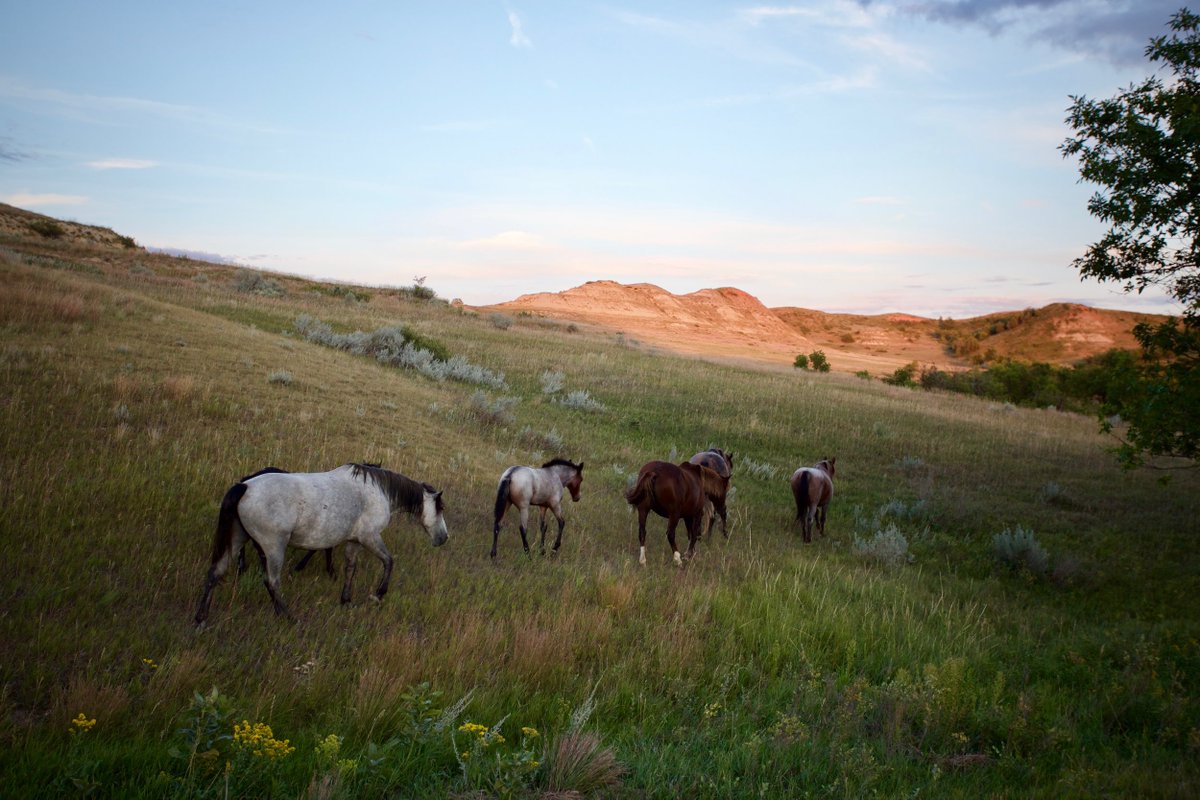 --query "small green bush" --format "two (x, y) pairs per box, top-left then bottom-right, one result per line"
(28, 219), (65, 239)
(793, 353), (809, 370)
(809, 350), (831, 372)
